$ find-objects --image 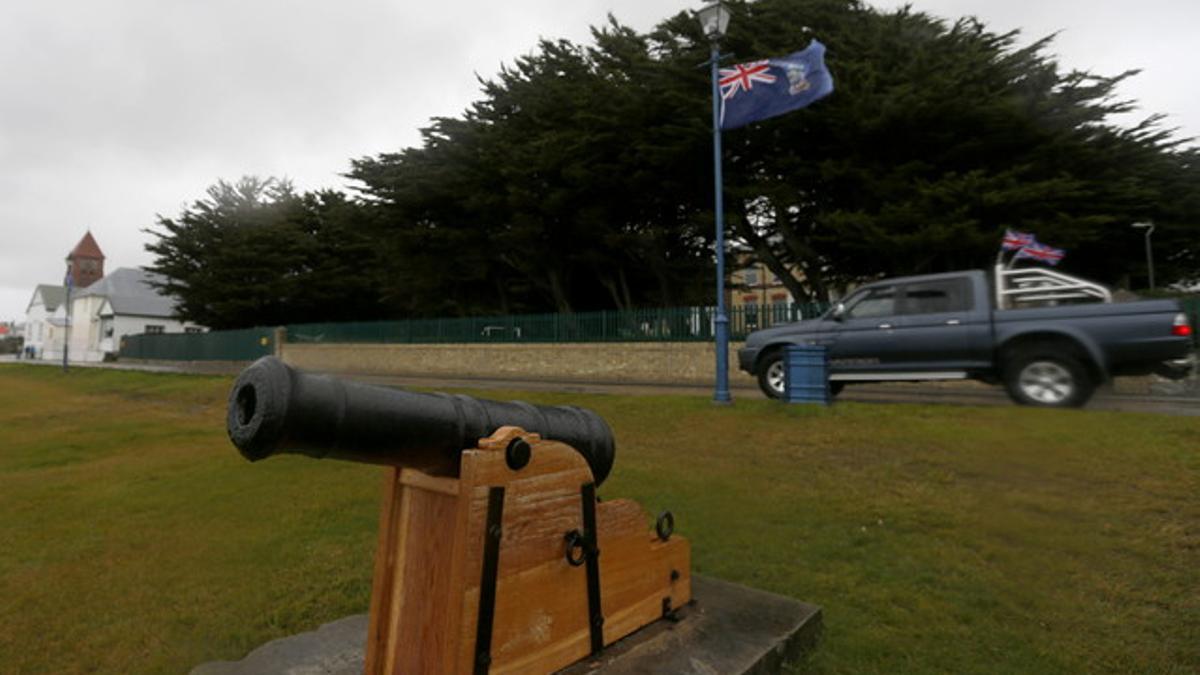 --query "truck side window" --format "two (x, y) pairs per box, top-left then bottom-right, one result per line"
(902, 279), (970, 314)
(845, 286), (896, 319)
